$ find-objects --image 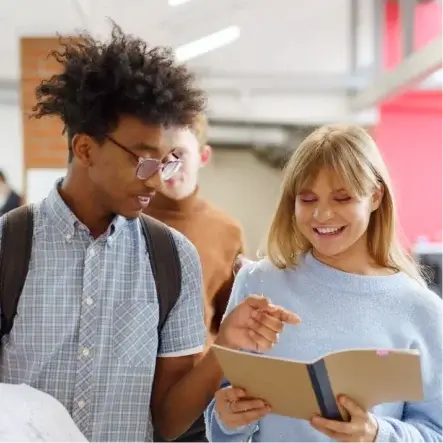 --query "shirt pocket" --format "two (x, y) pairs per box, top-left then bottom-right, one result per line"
(112, 300), (159, 367)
